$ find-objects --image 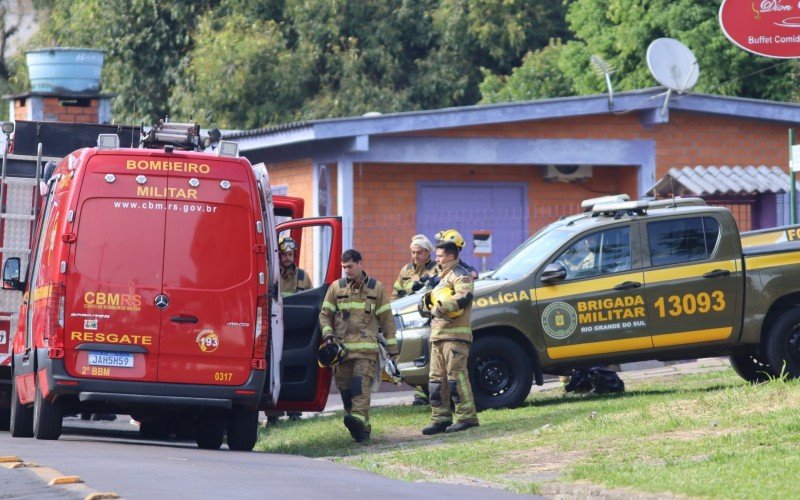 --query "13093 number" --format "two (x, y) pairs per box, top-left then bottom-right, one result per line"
(653, 291), (726, 318)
